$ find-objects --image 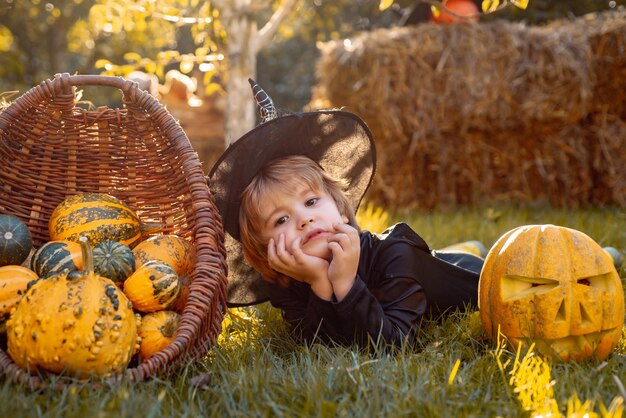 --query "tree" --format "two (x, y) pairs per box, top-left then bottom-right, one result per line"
(0, 0), (92, 89)
(93, 0), (300, 144)
(210, 0), (299, 142)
